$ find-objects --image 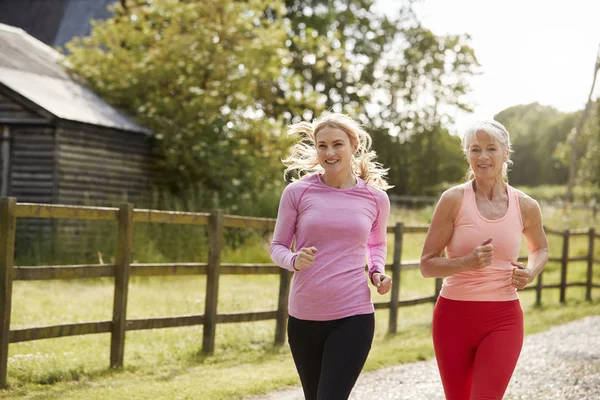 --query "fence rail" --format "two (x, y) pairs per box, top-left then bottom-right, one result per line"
(0, 198), (598, 387)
